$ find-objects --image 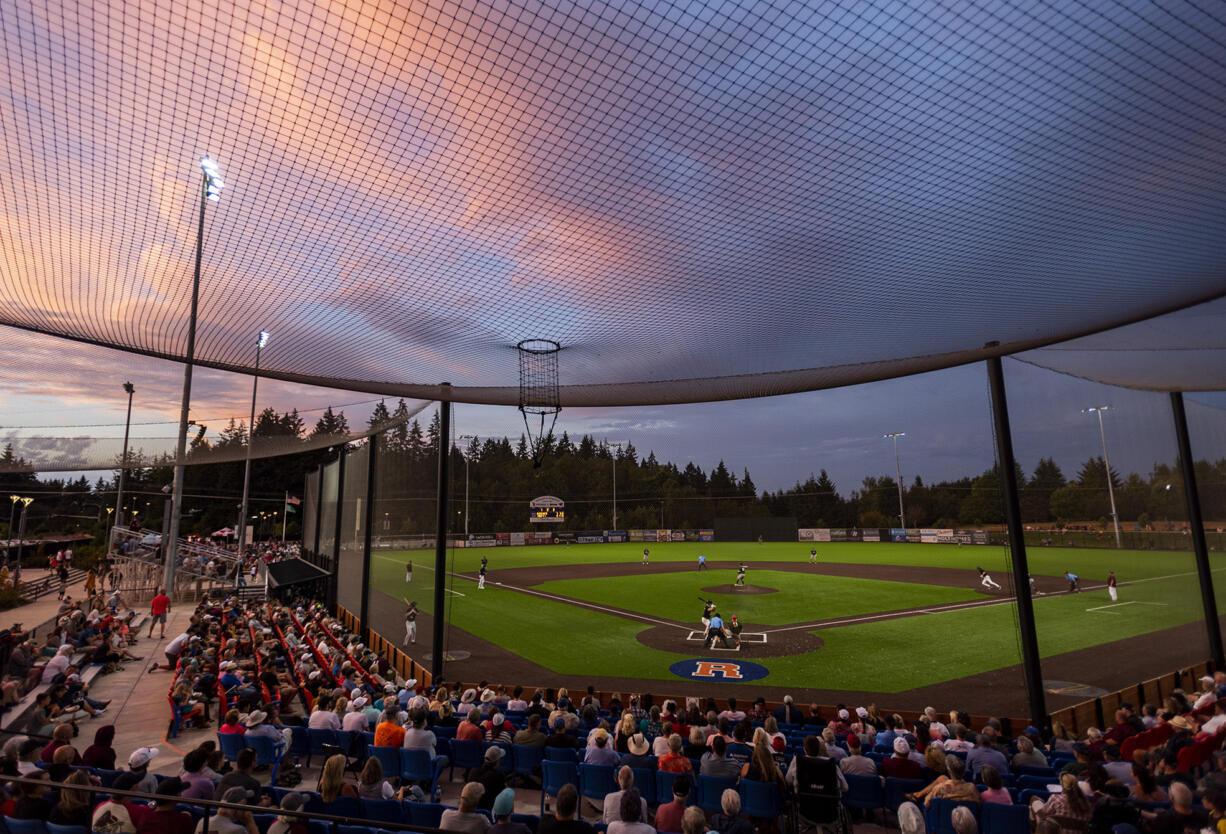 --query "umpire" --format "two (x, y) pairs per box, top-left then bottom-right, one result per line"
(706, 613), (729, 649)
